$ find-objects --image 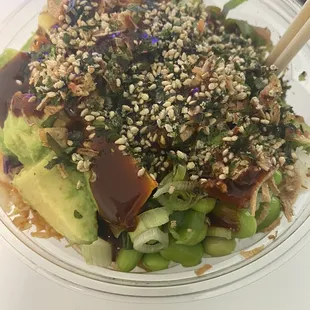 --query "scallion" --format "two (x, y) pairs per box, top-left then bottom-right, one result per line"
(132, 227), (169, 253)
